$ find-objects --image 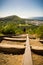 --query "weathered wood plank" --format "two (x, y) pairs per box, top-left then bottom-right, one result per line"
(23, 34), (33, 65)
